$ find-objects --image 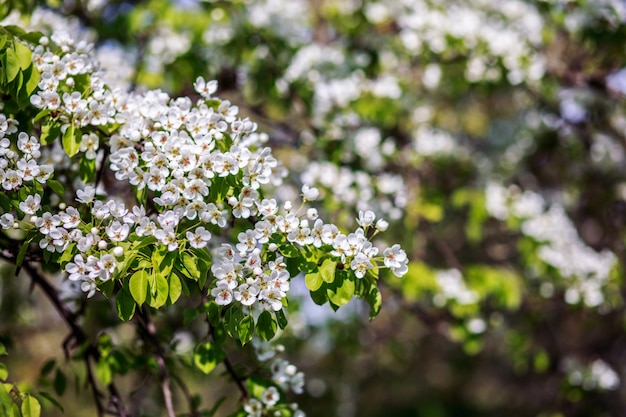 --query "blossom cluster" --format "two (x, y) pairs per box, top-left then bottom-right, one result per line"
(244, 338), (306, 417)
(485, 183), (617, 307)
(0, 13), (409, 311)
